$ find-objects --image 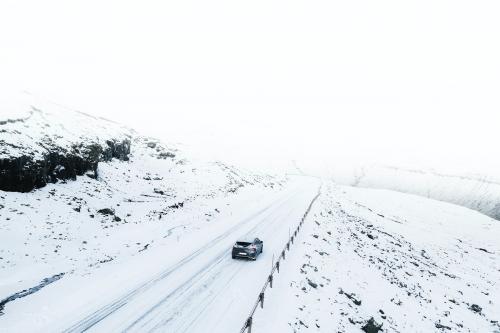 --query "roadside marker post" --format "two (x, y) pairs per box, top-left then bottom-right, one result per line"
(246, 317), (253, 333)
(238, 185), (322, 333)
